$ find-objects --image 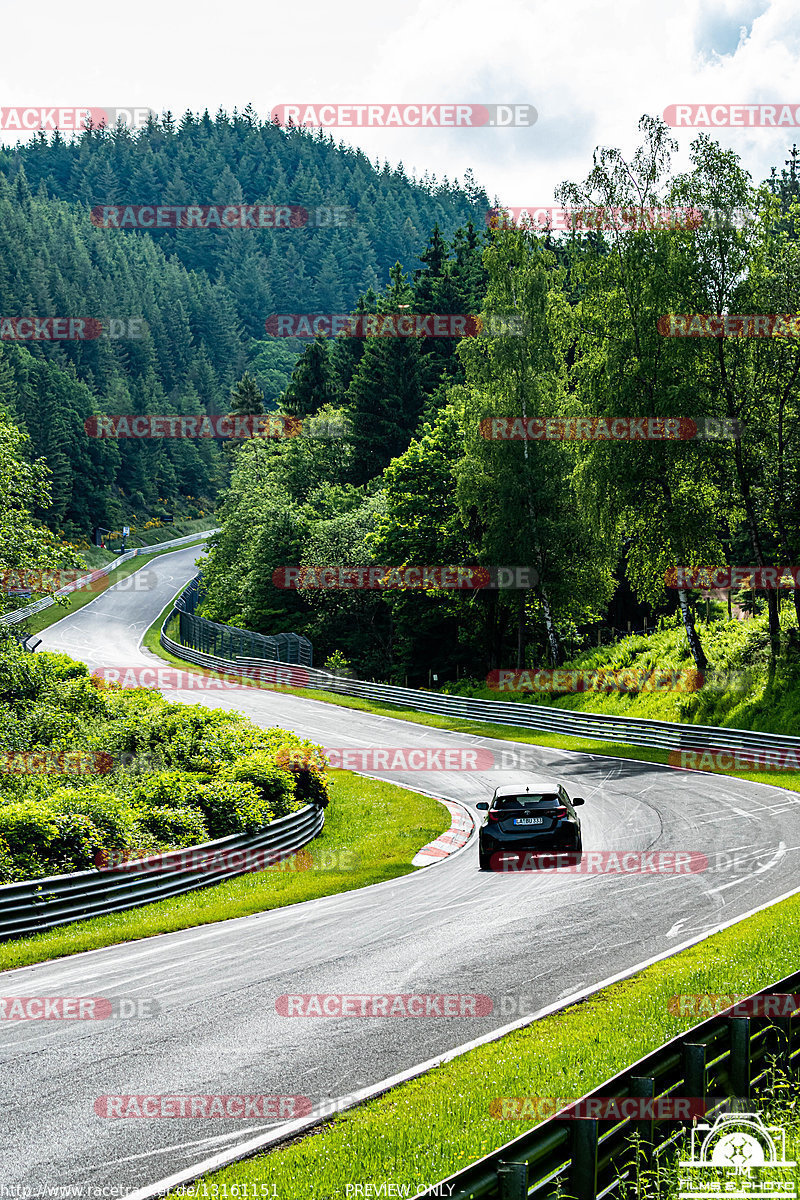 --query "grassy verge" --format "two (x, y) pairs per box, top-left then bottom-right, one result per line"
(174, 889), (800, 1200)
(143, 612), (800, 797)
(20, 535), (212, 636)
(0, 770), (449, 973)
